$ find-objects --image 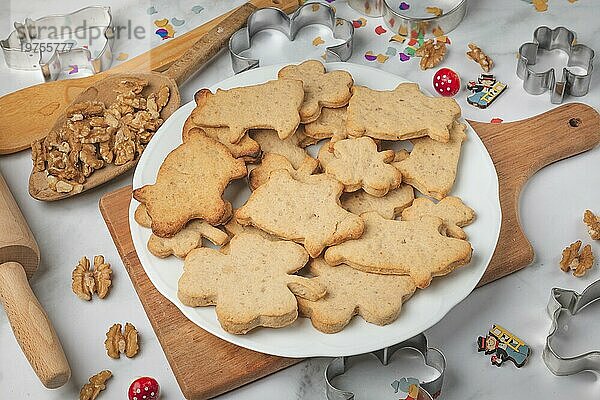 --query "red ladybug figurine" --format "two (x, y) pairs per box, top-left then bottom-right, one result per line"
(433, 68), (460, 97)
(128, 377), (160, 400)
